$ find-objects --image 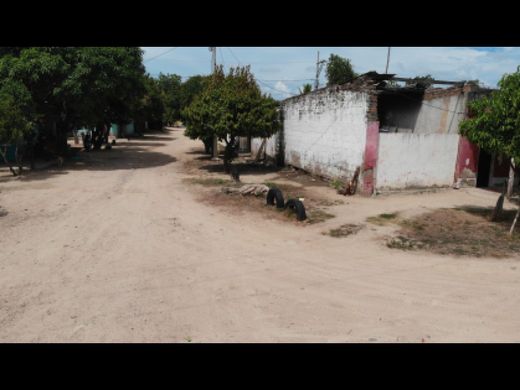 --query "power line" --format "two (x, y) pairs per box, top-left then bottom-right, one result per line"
(219, 48), (225, 67)
(226, 47), (242, 66)
(227, 48), (298, 97)
(143, 47), (178, 63)
(383, 88), (465, 114)
(257, 79), (297, 96)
